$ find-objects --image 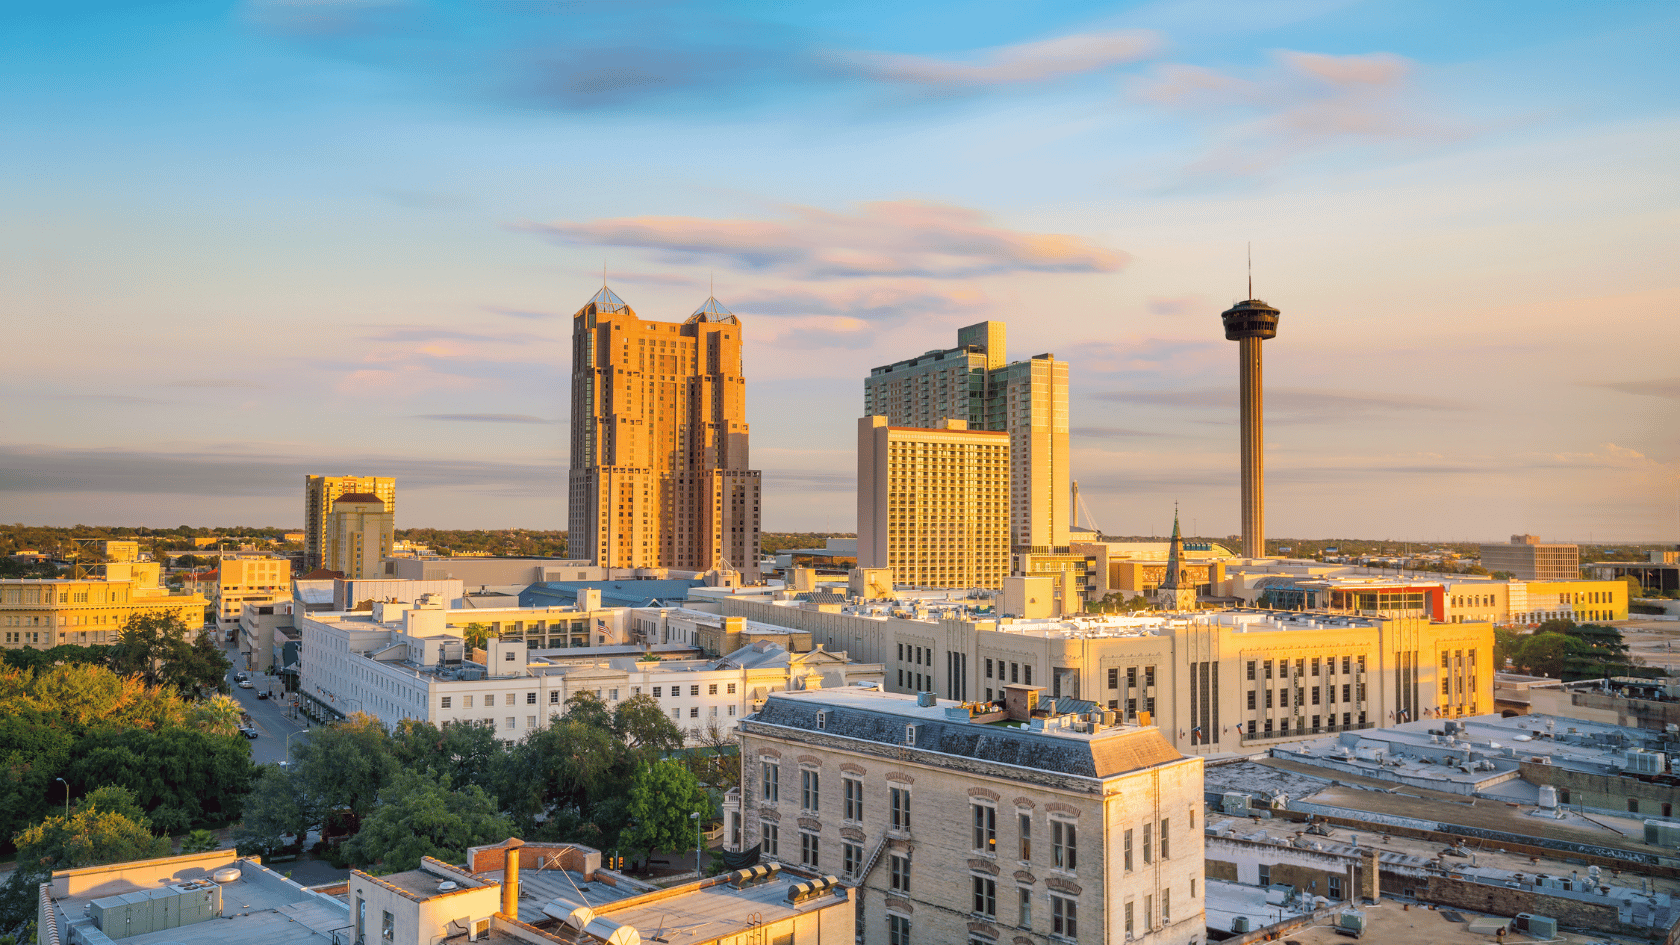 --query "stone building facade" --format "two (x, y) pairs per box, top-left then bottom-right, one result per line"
(734, 687), (1206, 945)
